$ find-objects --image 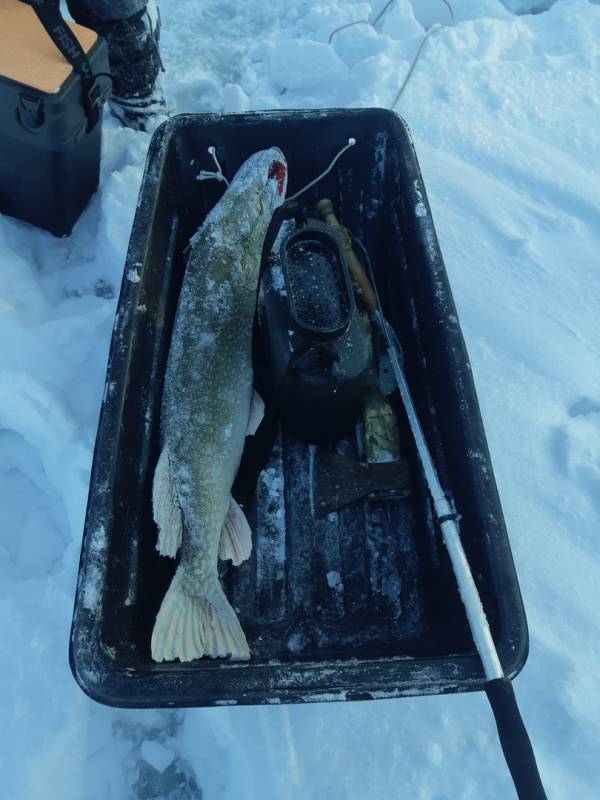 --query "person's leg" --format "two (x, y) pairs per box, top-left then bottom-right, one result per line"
(66, 0), (167, 131)
(68, 0), (148, 22)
